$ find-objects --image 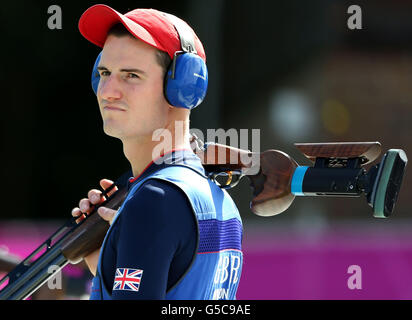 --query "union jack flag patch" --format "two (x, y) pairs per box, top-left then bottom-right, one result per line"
(113, 268), (143, 292)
